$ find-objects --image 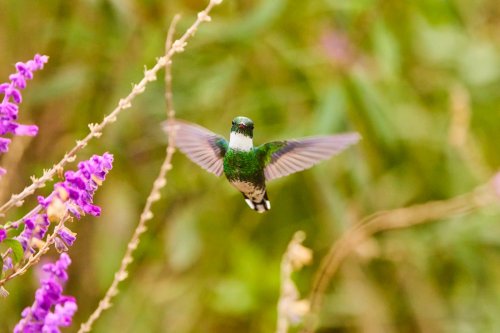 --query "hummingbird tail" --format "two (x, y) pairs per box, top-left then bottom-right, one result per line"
(243, 192), (271, 213)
